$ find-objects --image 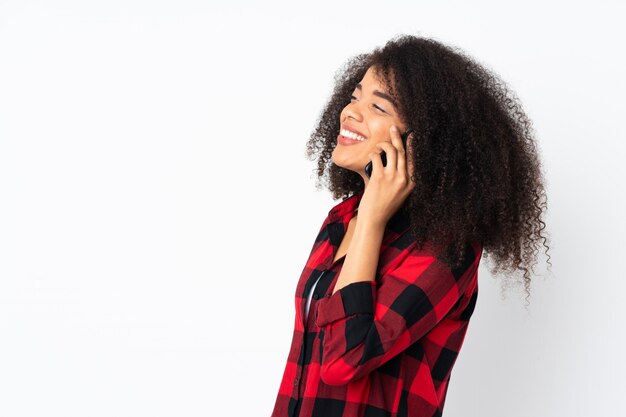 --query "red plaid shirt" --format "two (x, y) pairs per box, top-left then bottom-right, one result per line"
(270, 190), (482, 417)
